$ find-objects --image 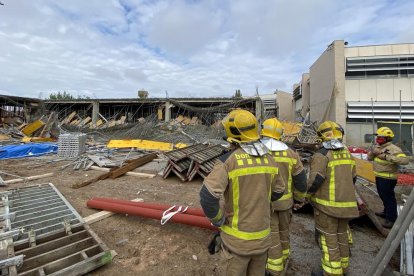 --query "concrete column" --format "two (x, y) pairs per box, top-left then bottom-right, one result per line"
(165, 101), (171, 122)
(92, 101), (99, 125)
(255, 98), (263, 123)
